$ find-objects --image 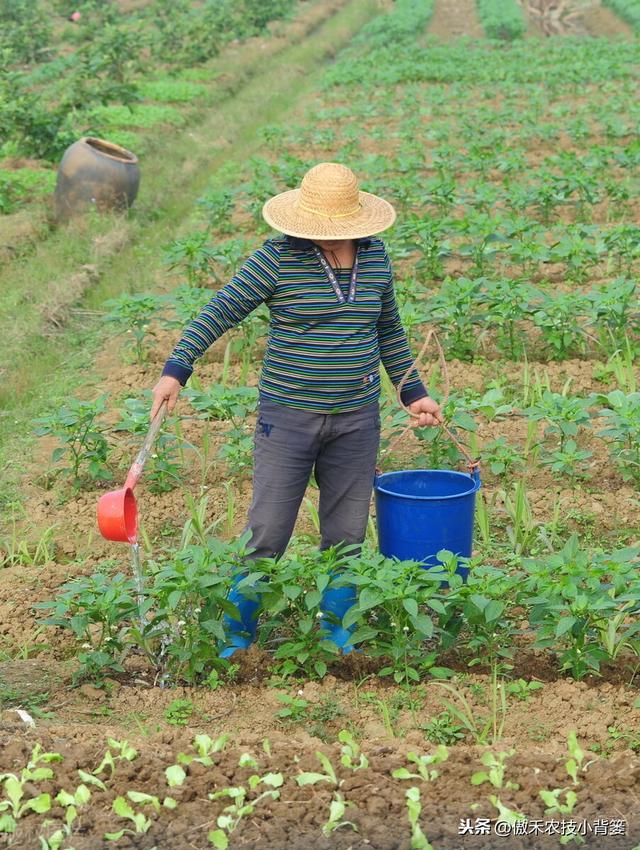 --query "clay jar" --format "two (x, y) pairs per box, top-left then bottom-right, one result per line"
(54, 136), (140, 221)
